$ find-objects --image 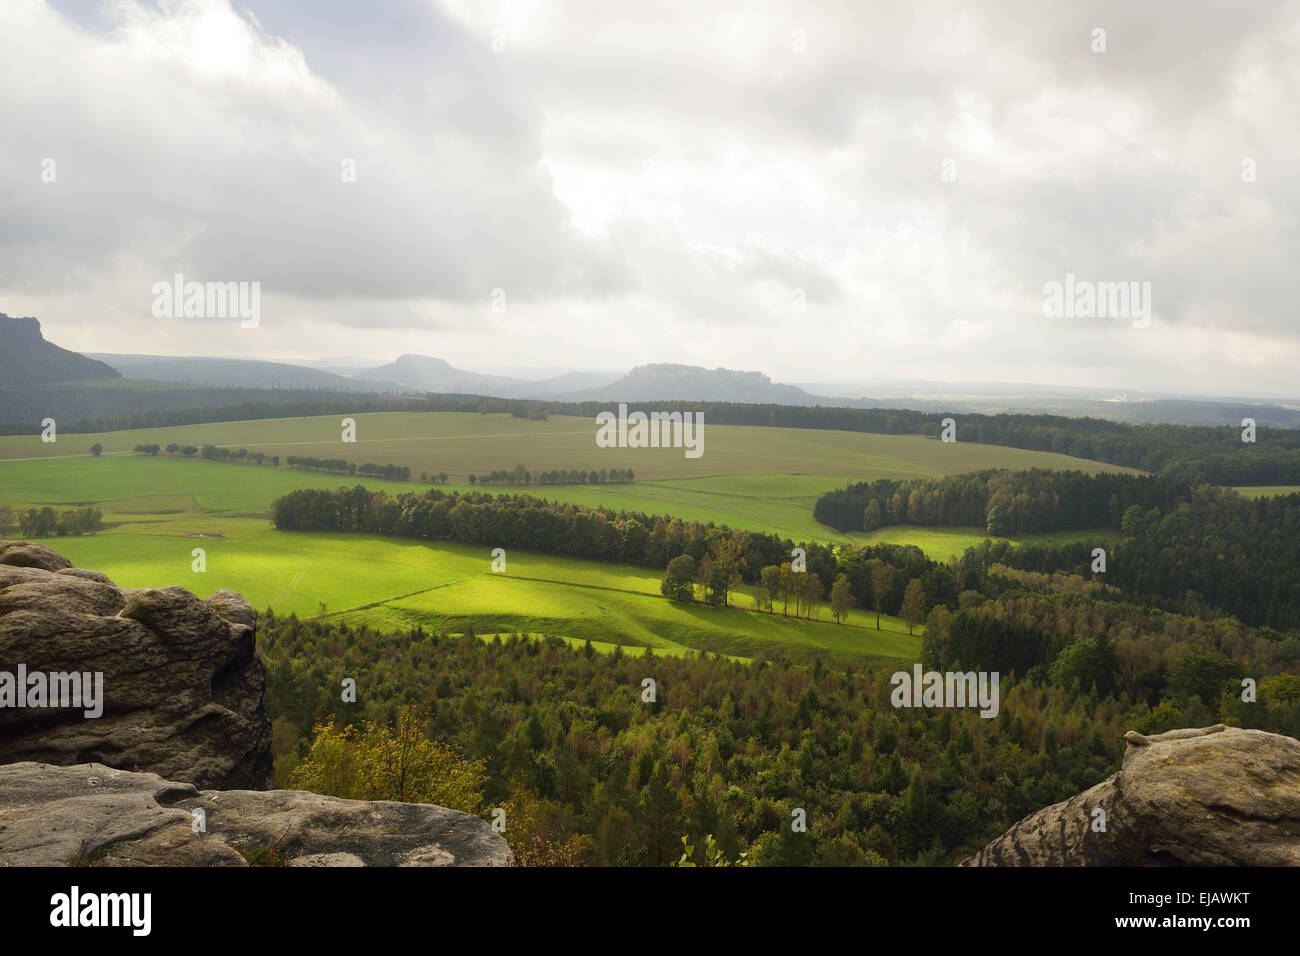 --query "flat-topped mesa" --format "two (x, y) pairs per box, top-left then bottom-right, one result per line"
(962, 725), (1300, 866)
(0, 540), (270, 789)
(0, 314), (120, 384)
